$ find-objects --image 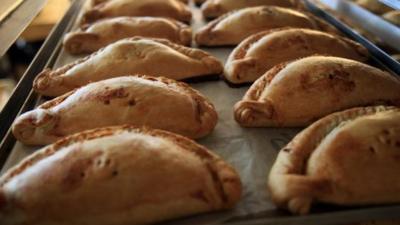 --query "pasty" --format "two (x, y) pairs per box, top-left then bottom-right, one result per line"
(81, 0), (192, 25)
(268, 106), (400, 215)
(2, 126), (242, 225)
(64, 17), (192, 54)
(225, 28), (368, 84)
(234, 56), (400, 127)
(195, 6), (337, 46)
(201, 0), (300, 19)
(14, 76), (218, 145)
(34, 37), (223, 97)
